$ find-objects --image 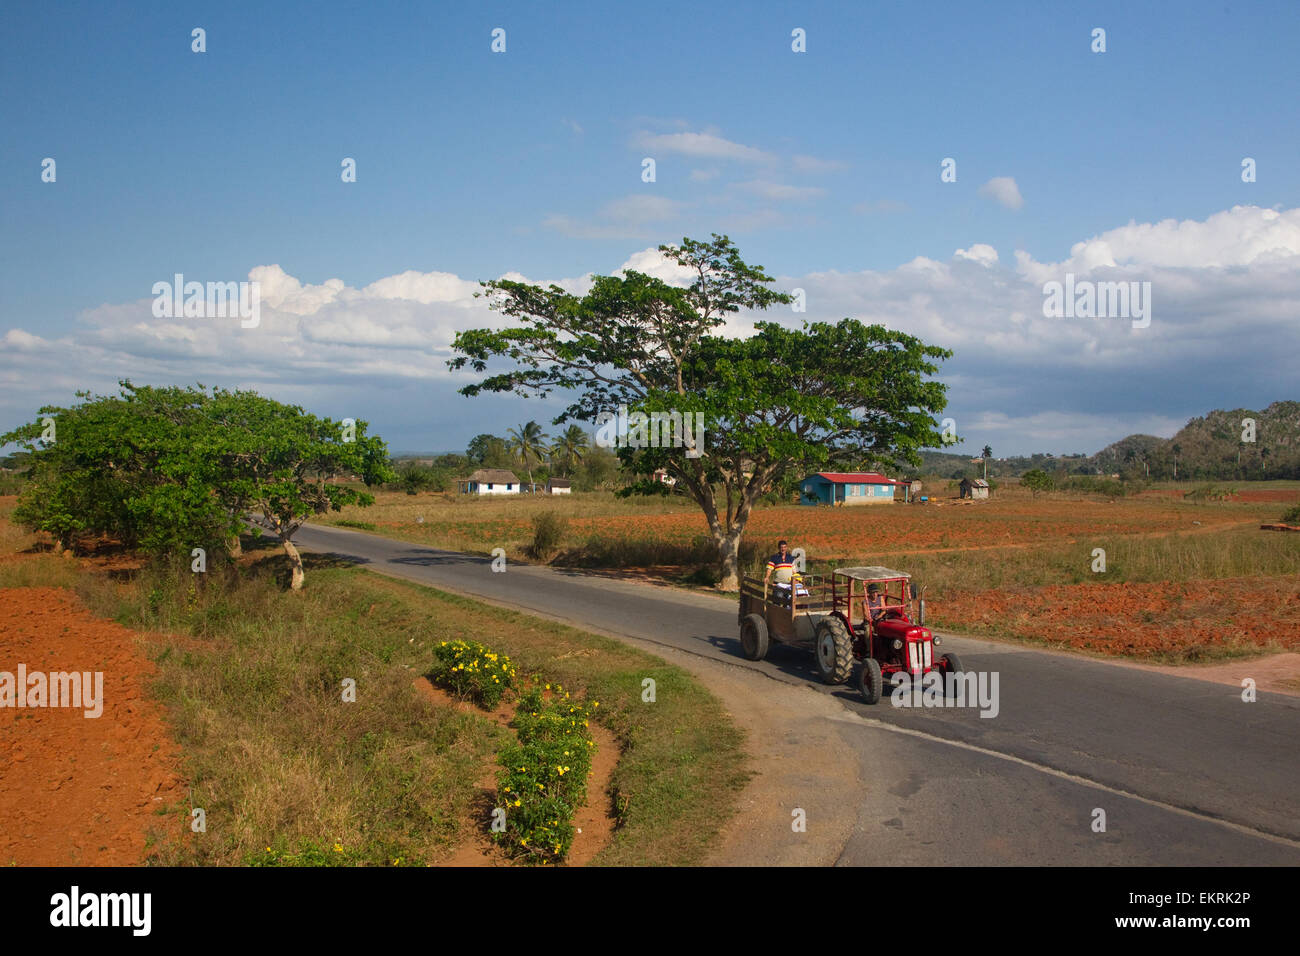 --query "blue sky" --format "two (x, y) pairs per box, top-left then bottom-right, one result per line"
(2, 0), (1298, 457)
